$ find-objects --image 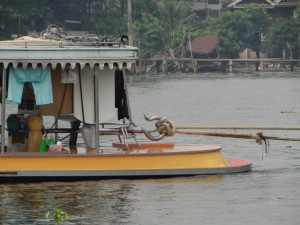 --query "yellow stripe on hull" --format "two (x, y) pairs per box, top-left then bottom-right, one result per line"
(0, 151), (228, 171)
